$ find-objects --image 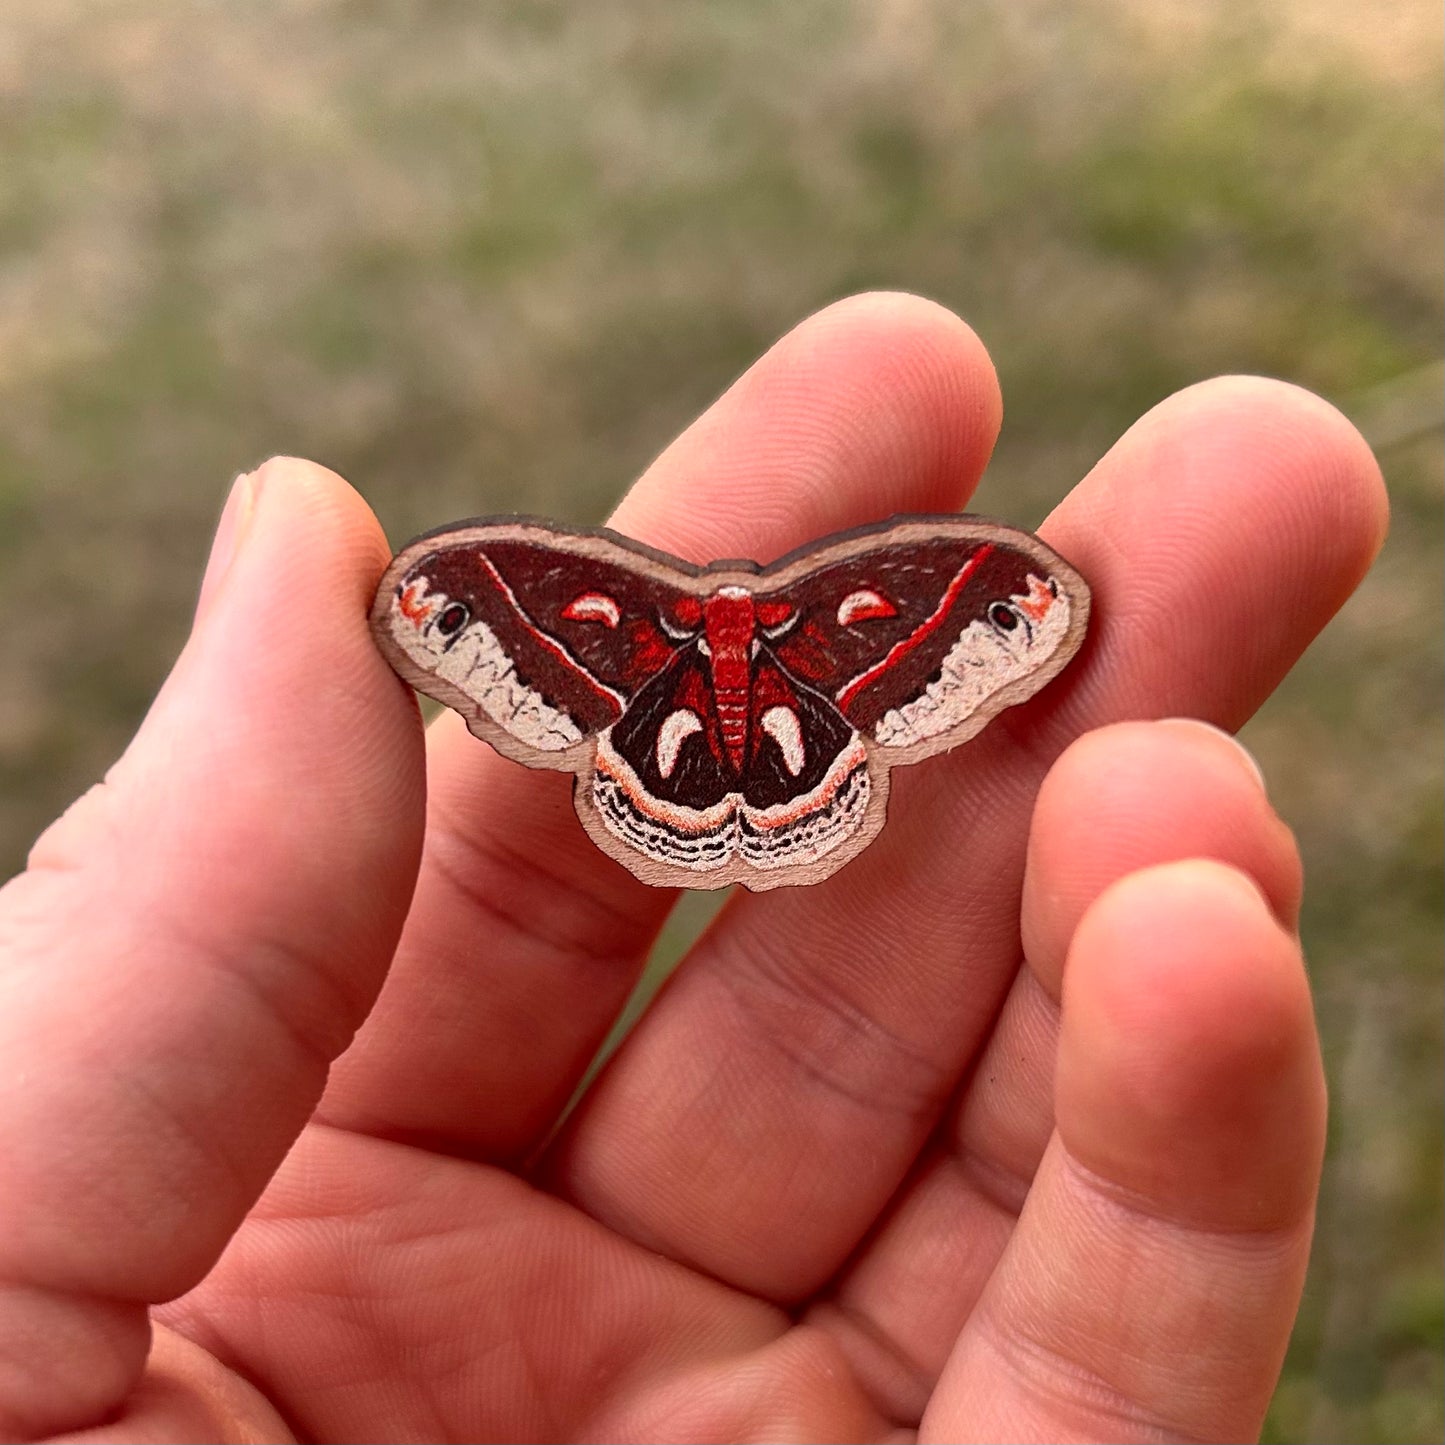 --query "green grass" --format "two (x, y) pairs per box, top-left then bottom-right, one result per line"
(0, 3), (1439, 1438)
